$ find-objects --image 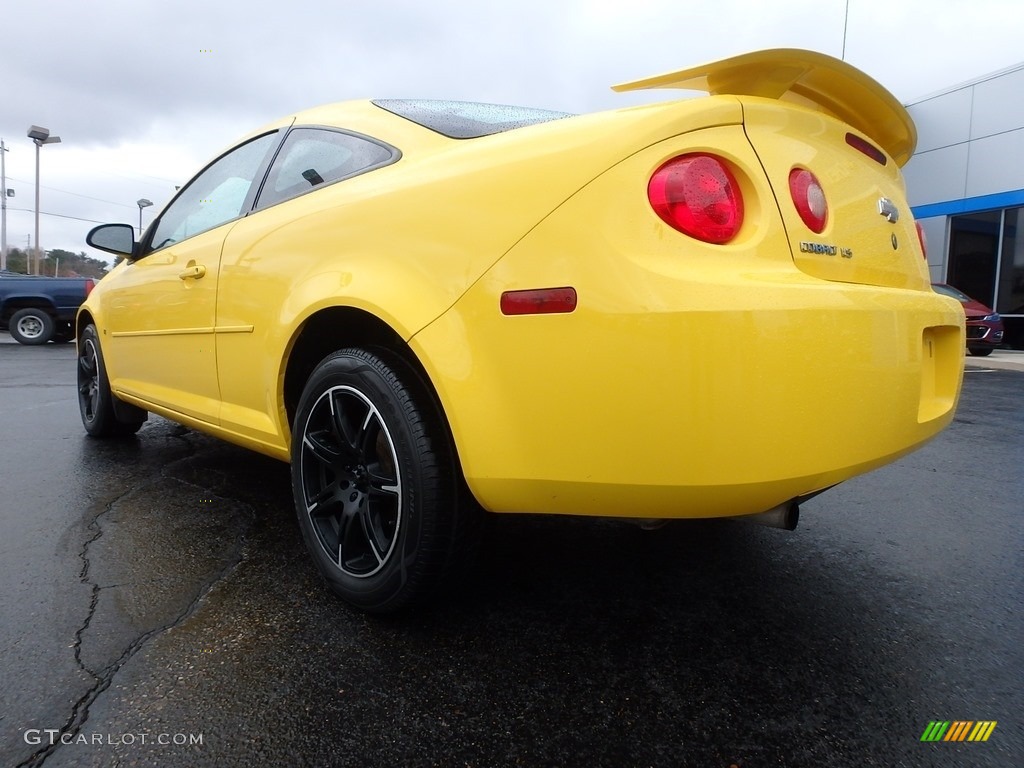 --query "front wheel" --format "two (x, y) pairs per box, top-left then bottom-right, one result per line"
(968, 346), (994, 357)
(9, 308), (54, 345)
(77, 324), (145, 437)
(291, 348), (473, 613)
